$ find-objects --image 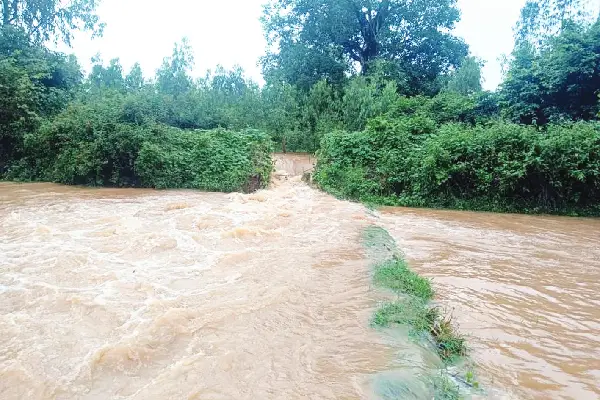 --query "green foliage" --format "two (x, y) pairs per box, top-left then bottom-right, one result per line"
(89, 57), (127, 92)
(0, 26), (80, 169)
(8, 95), (273, 191)
(2, 0), (599, 212)
(0, 0), (104, 45)
(516, 0), (596, 45)
(157, 38), (195, 96)
(445, 56), (483, 96)
(315, 116), (600, 215)
(262, 0), (468, 95)
(431, 374), (461, 400)
(136, 128), (272, 192)
(341, 76), (399, 131)
(366, 227), (468, 363)
(374, 259), (434, 301)
(502, 20), (600, 124)
(373, 299), (436, 332)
